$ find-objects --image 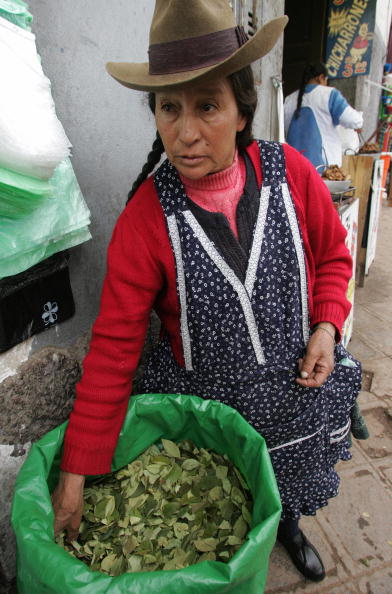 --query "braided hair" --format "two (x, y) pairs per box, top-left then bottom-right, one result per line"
(127, 65), (257, 201)
(127, 132), (164, 202)
(294, 62), (328, 119)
